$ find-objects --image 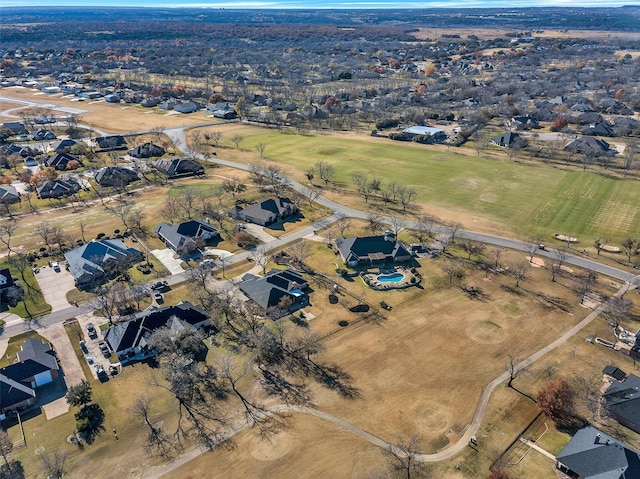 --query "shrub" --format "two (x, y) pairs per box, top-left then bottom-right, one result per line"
(375, 118), (399, 130)
(389, 132), (410, 141)
(96, 232), (106, 239)
(410, 276), (417, 283)
(114, 229), (120, 234)
(336, 268), (348, 277)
